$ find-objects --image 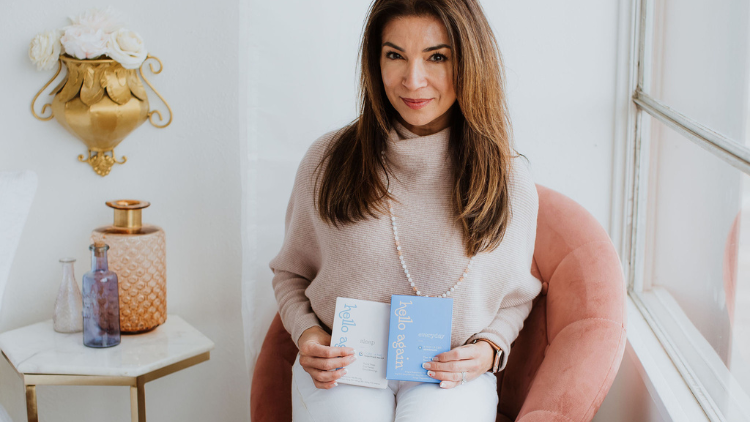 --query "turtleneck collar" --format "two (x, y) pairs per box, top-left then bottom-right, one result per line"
(384, 119), (452, 186)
